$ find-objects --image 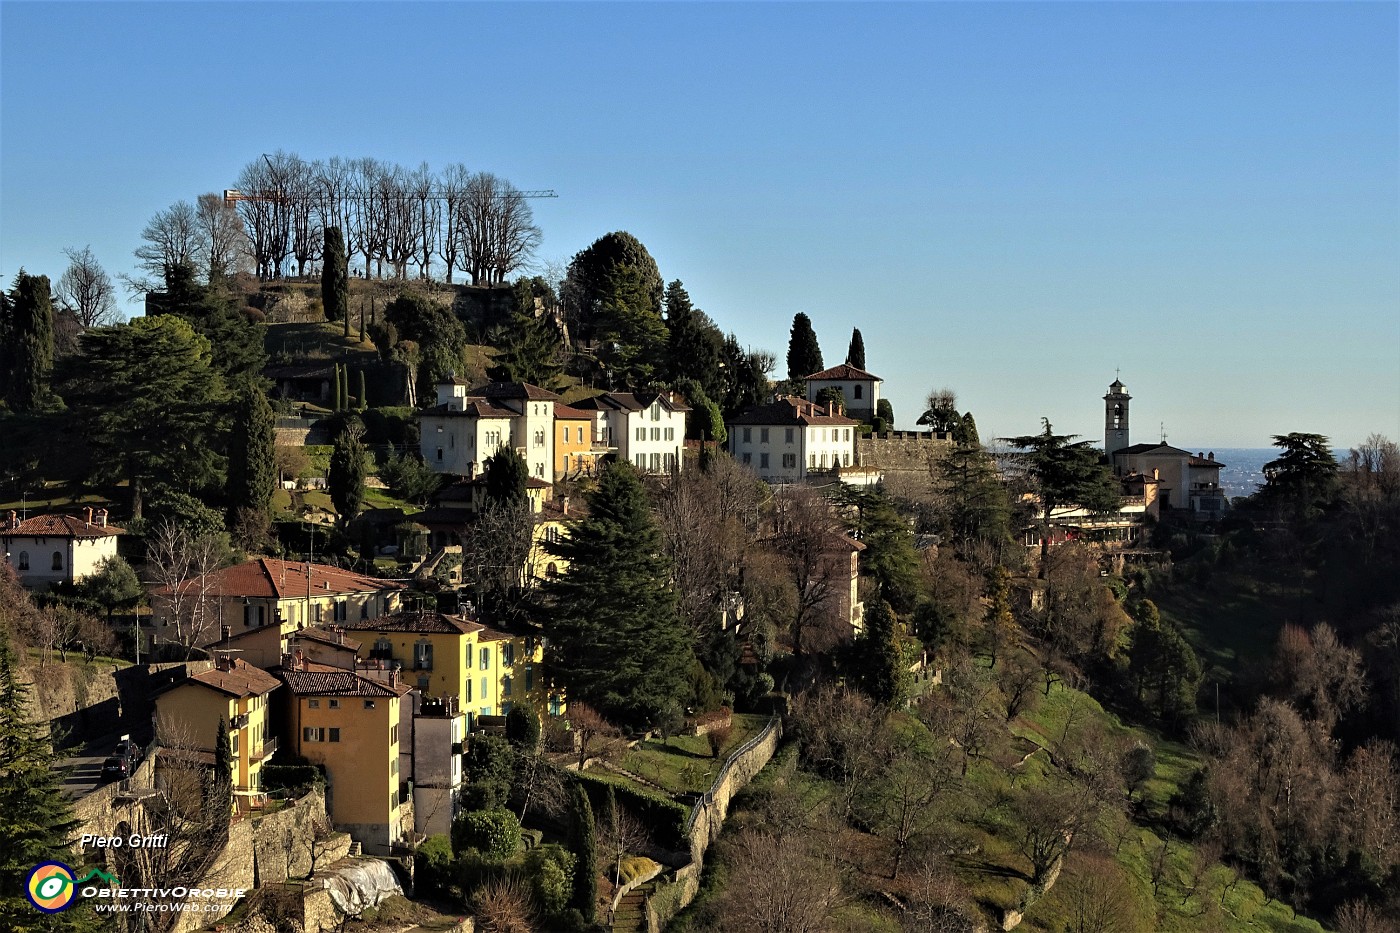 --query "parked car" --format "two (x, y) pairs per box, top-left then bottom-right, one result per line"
(100, 756), (130, 782)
